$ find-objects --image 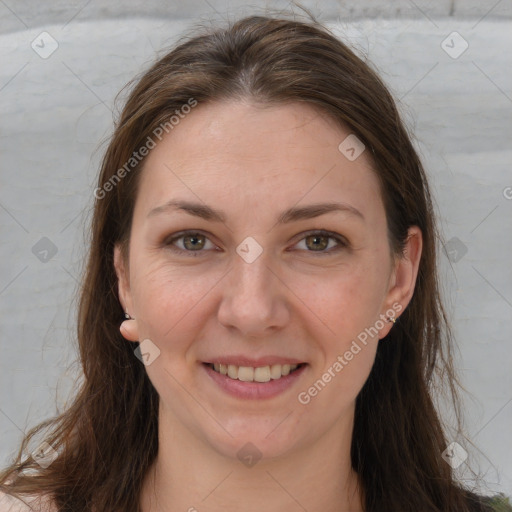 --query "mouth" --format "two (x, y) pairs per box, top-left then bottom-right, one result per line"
(201, 361), (308, 399)
(203, 362), (306, 383)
